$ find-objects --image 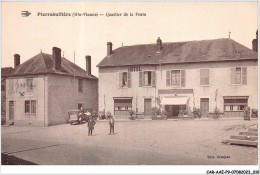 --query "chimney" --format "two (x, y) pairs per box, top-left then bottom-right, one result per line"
(85, 55), (91, 75)
(252, 30), (258, 52)
(157, 37), (162, 52)
(52, 47), (62, 70)
(14, 54), (20, 68)
(107, 42), (112, 56)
